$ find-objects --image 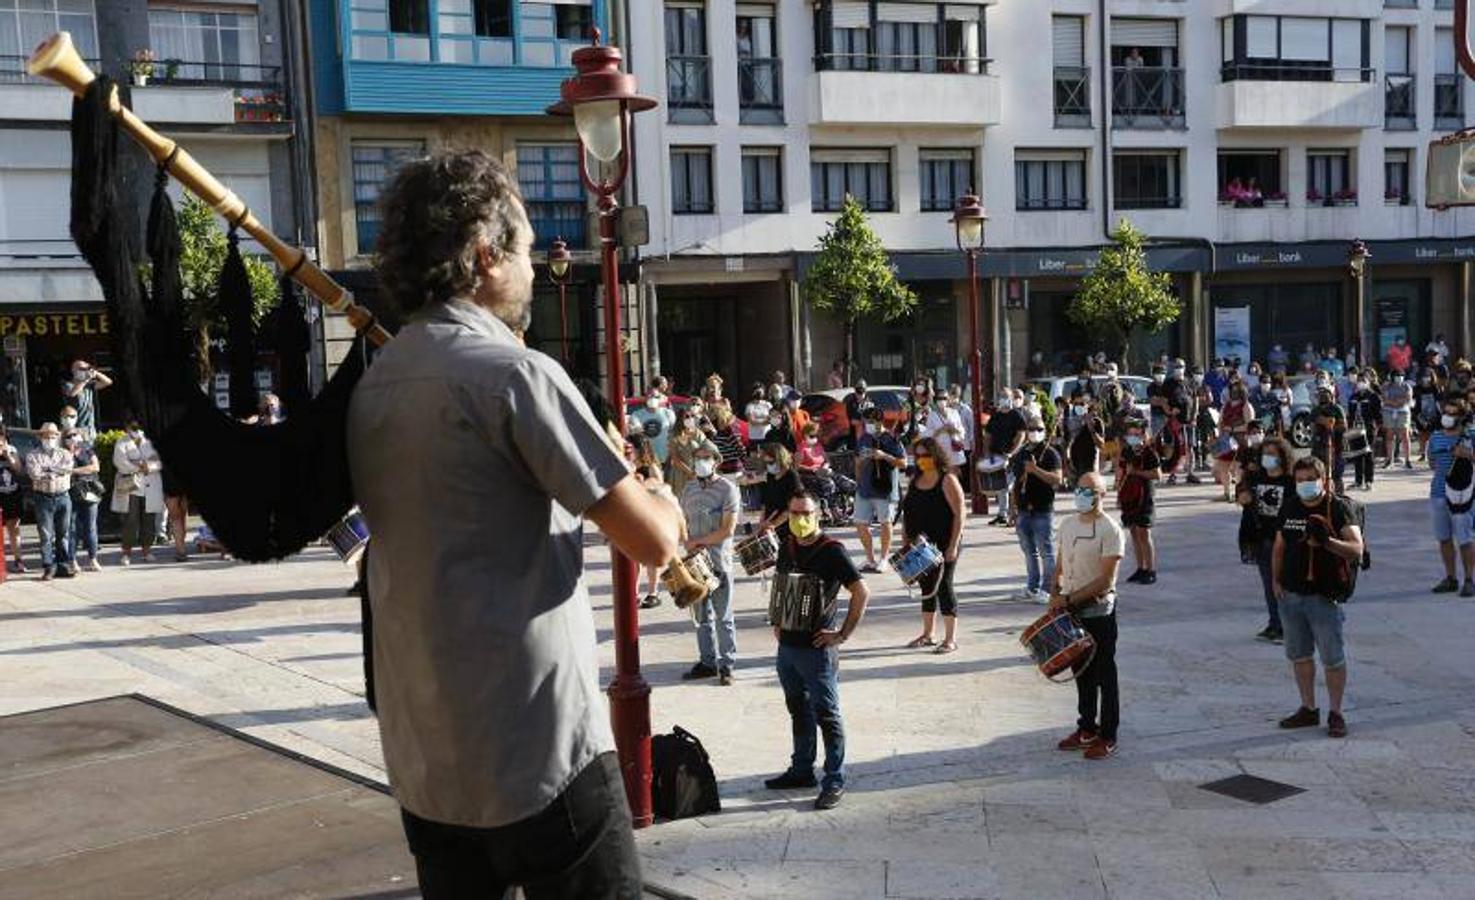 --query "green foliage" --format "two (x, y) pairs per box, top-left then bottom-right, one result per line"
(800, 197), (918, 351)
(93, 429), (126, 496)
(1066, 218), (1180, 370)
(176, 196), (281, 332)
(1030, 386), (1057, 436)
